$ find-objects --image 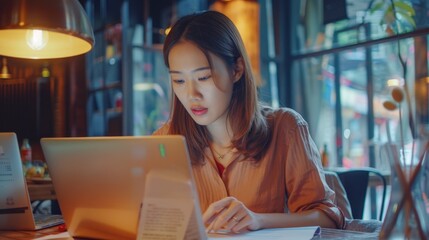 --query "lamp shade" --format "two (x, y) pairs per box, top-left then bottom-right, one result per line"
(0, 0), (94, 59)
